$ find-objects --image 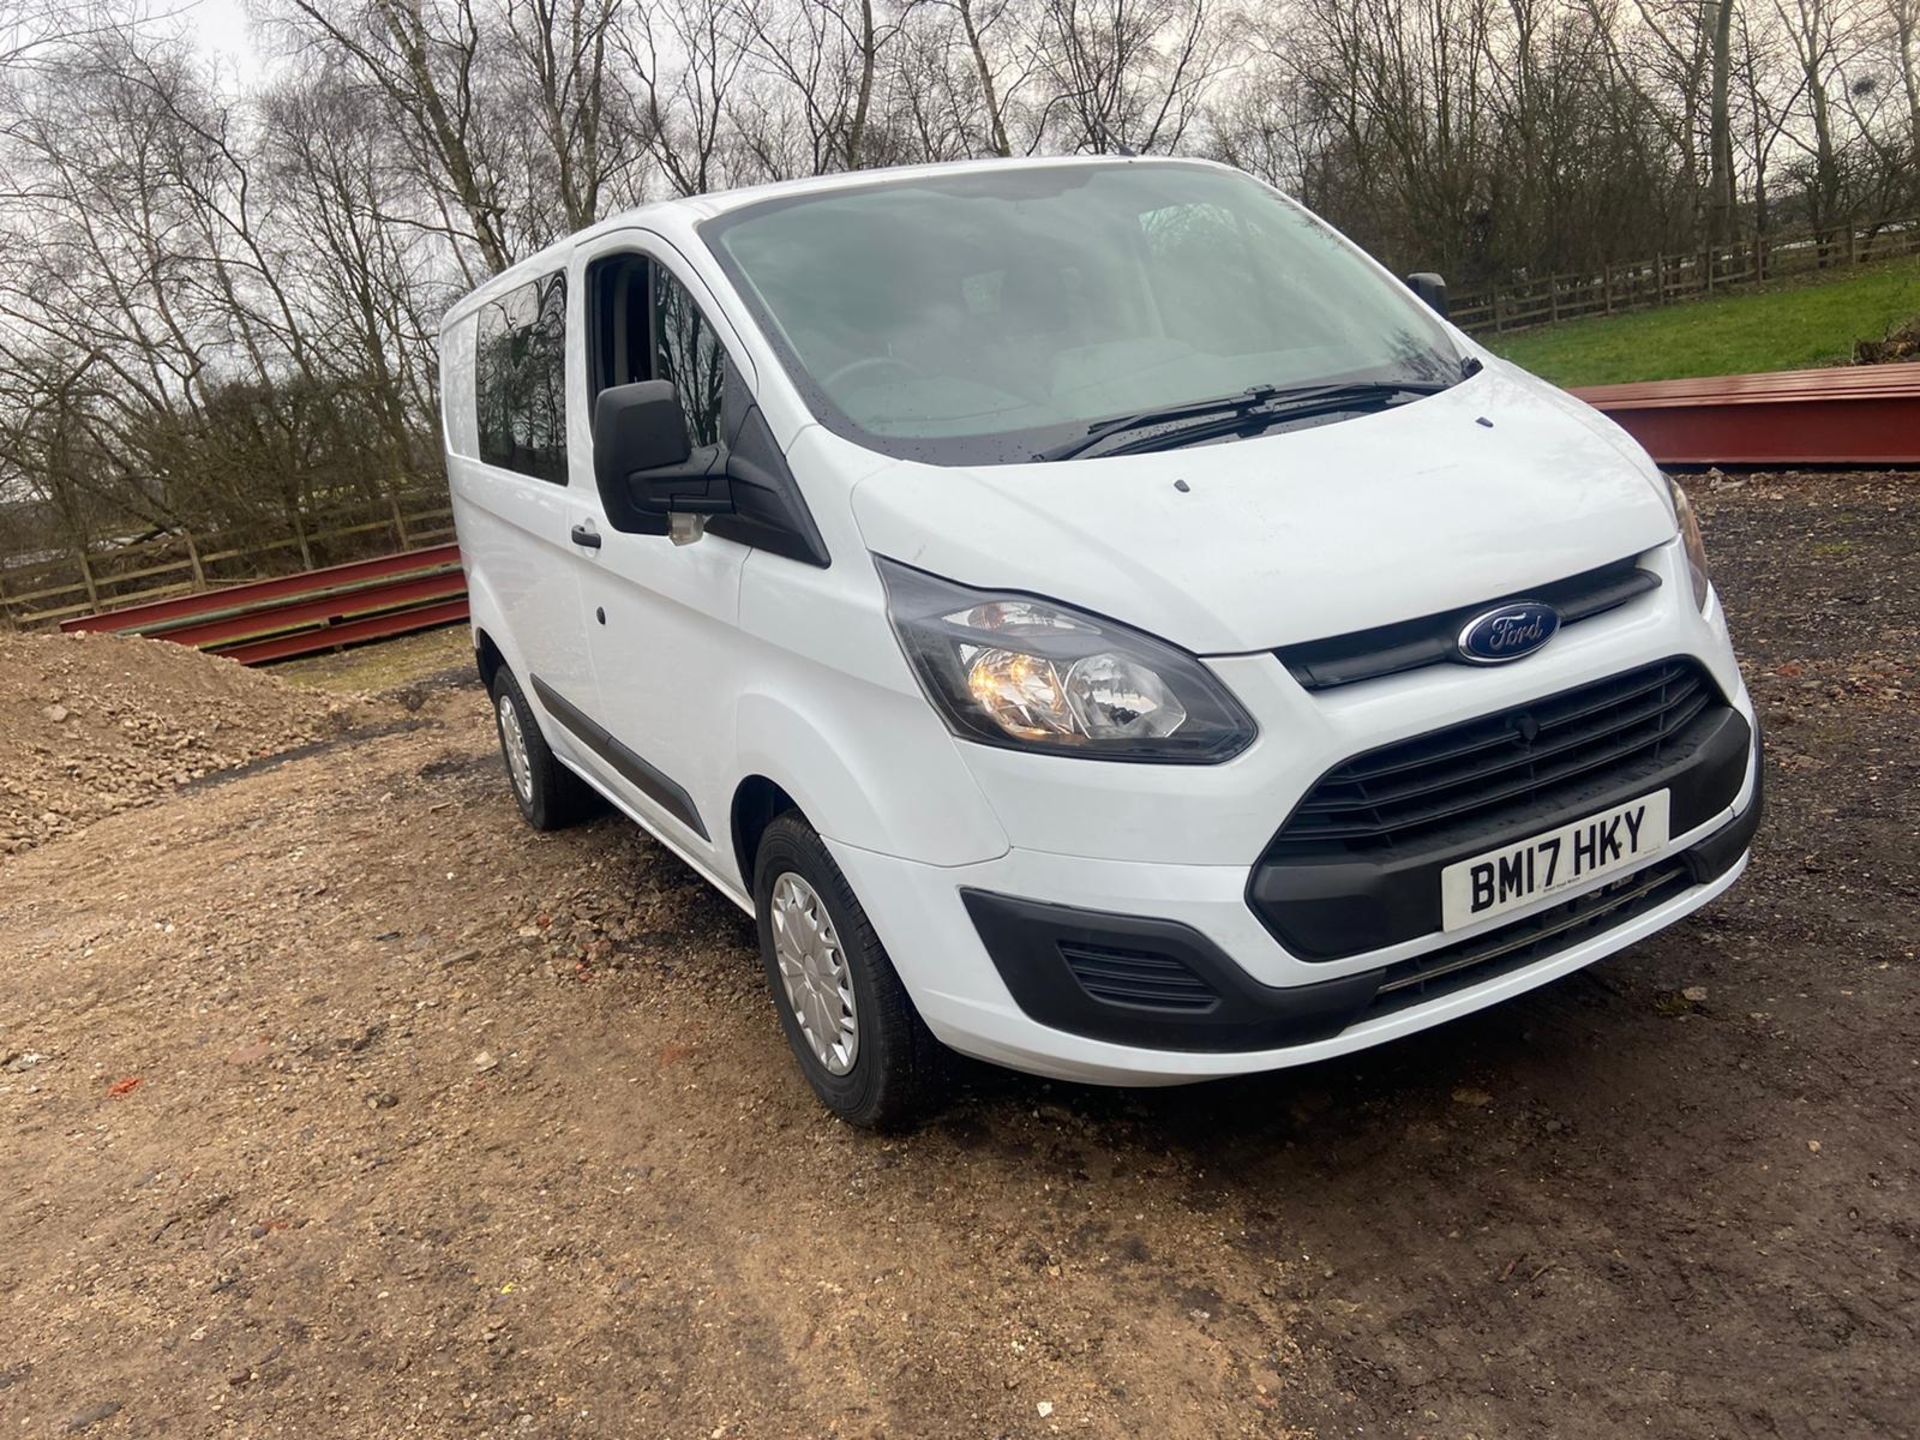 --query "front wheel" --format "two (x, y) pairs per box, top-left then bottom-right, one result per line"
(490, 667), (596, 830)
(753, 812), (945, 1129)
